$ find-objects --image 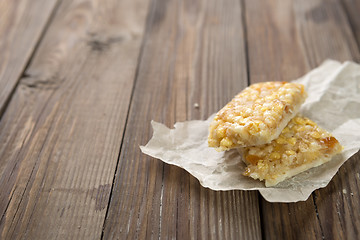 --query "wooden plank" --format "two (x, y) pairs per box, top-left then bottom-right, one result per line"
(102, 0), (262, 239)
(244, 0), (323, 239)
(292, 0), (358, 65)
(341, 0), (360, 51)
(292, 1), (360, 239)
(0, 0), (150, 239)
(312, 154), (360, 240)
(0, 0), (58, 116)
(245, 0), (360, 239)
